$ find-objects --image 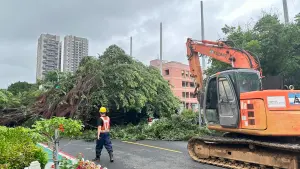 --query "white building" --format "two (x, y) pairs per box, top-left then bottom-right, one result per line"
(63, 35), (89, 73)
(36, 34), (62, 80)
